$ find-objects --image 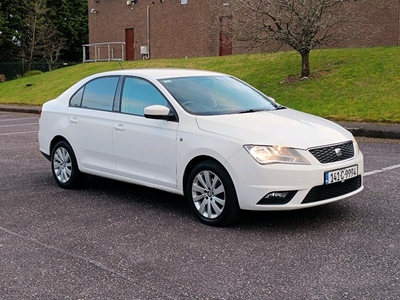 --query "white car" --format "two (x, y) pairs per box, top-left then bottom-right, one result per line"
(39, 69), (364, 226)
